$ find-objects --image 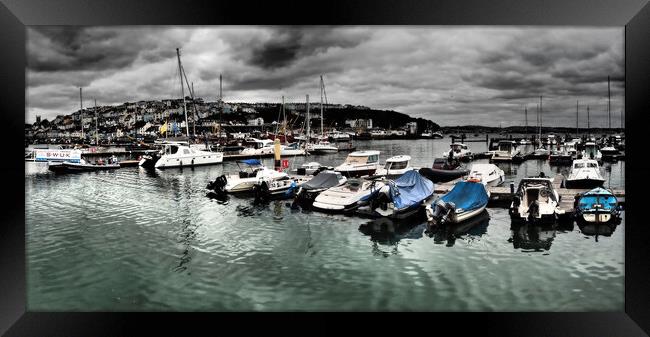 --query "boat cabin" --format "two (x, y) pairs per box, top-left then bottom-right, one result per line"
(516, 178), (558, 206)
(344, 151), (380, 165)
(573, 159), (599, 170)
(384, 155), (411, 170)
(497, 141), (517, 152)
(583, 143), (599, 159)
(450, 143), (469, 152)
